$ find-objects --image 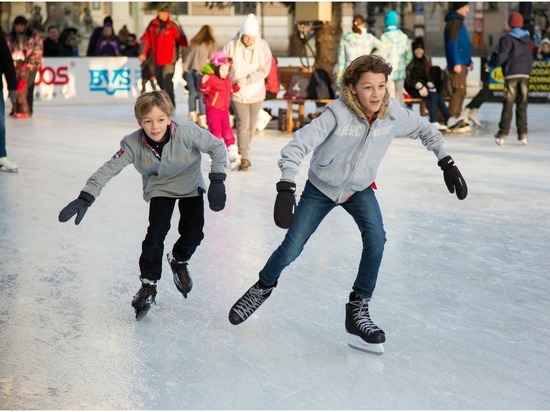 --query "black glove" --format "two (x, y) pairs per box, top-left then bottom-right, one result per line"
(58, 191), (96, 225)
(274, 181), (296, 229)
(207, 173), (226, 212)
(438, 156), (468, 200)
